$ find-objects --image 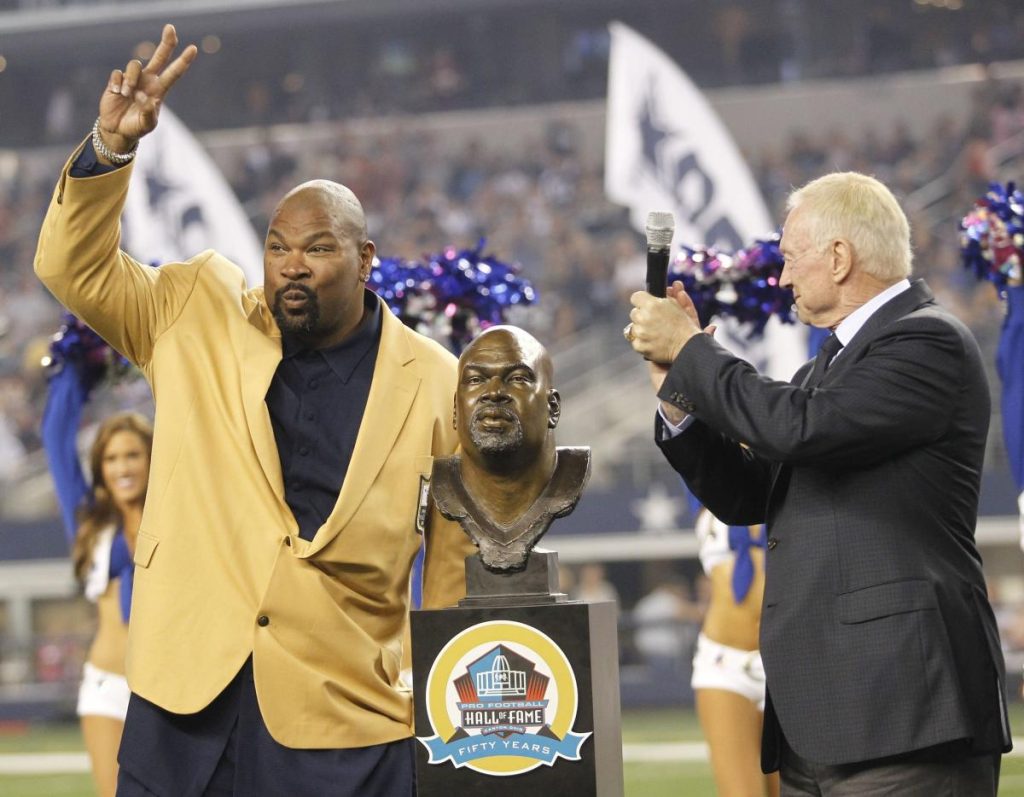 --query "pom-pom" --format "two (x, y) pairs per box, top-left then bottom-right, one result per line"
(42, 312), (131, 398)
(959, 181), (1024, 294)
(368, 241), (537, 353)
(667, 234), (794, 337)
